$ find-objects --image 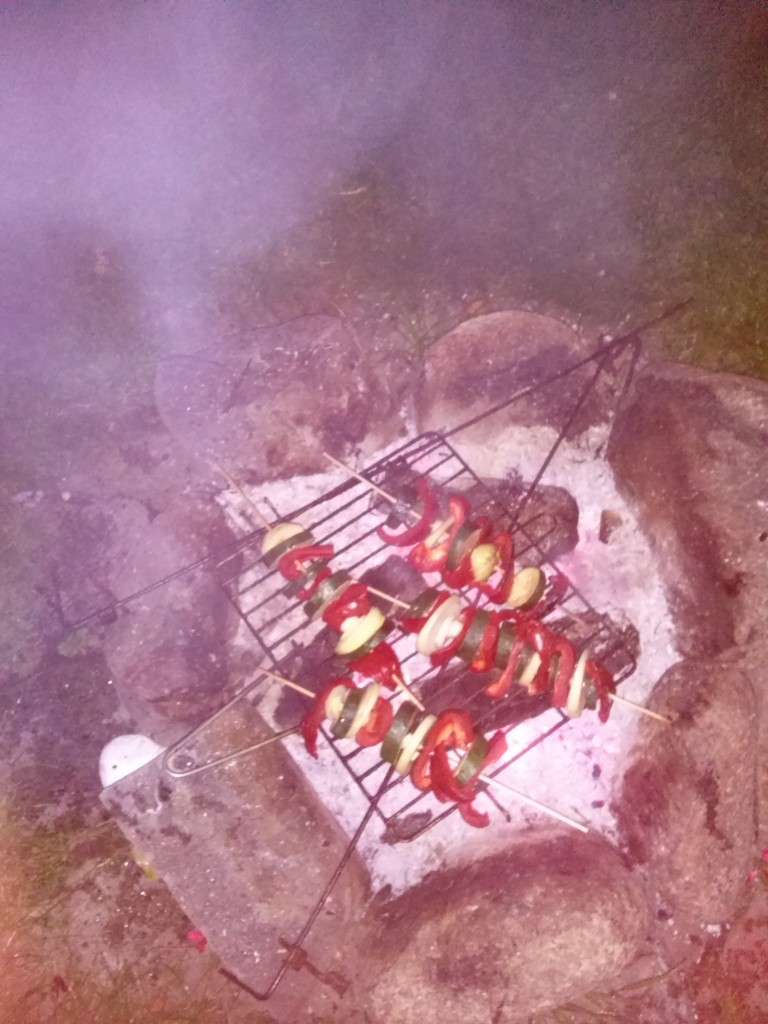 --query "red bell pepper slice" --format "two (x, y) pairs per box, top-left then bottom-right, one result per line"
(441, 558), (476, 590)
(410, 709), (475, 791)
(347, 641), (402, 691)
(482, 623), (528, 699)
(441, 517), (495, 590)
(278, 543), (334, 581)
(429, 606), (474, 668)
(429, 744), (474, 803)
(398, 590), (452, 634)
(429, 728), (508, 828)
(478, 530), (515, 603)
(516, 619), (554, 693)
(355, 697), (395, 747)
(457, 800), (491, 828)
(482, 729), (508, 771)
(549, 636), (577, 708)
(377, 477), (439, 547)
(296, 565), (333, 601)
(300, 677), (354, 758)
(322, 581), (371, 631)
(548, 572), (570, 605)
(468, 611), (505, 673)
(407, 496), (470, 574)
(586, 658), (615, 722)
